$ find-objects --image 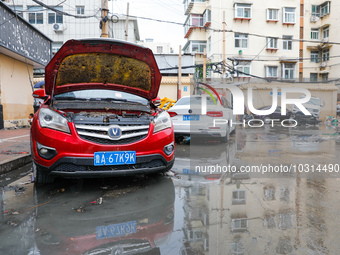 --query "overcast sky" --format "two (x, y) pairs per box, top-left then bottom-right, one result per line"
(110, 0), (187, 53)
